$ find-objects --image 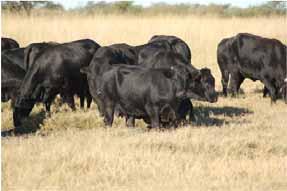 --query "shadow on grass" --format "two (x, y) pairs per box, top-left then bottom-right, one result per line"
(1, 111), (46, 137)
(192, 105), (253, 127)
(217, 88), (246, 97)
